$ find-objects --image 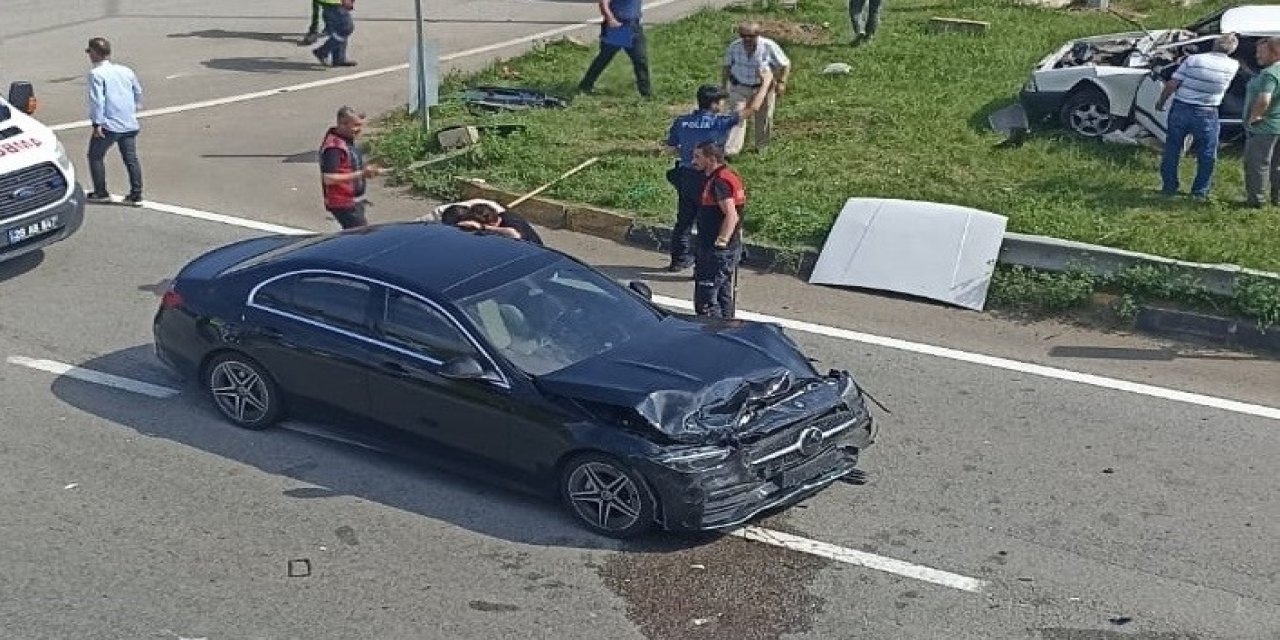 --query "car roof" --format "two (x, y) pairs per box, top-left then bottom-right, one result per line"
(261, 222), (557, 297)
